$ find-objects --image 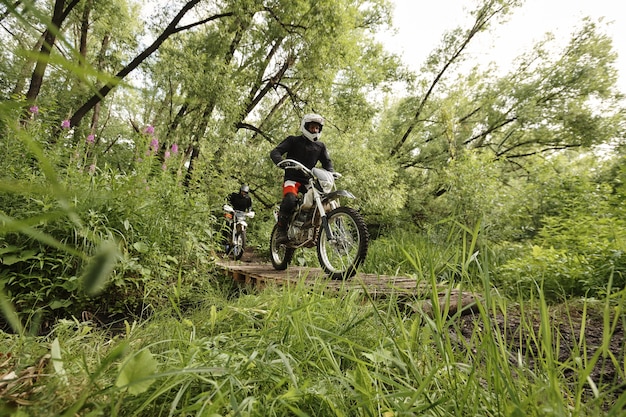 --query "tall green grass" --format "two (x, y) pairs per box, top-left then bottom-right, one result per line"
(364, 220), (483, 282)
(2, 268), (624, 416)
